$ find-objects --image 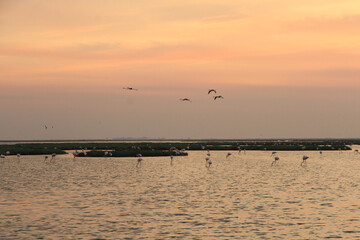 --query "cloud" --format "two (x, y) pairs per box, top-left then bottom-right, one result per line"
(0, 42), (228, 62)
(154, 3), (243, 22)
(286, 14), (360, 33)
